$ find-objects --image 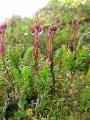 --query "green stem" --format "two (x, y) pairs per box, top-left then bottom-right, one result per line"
(50, 56), (55, 95)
